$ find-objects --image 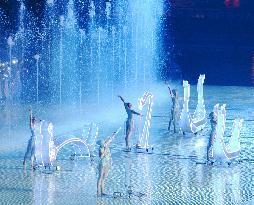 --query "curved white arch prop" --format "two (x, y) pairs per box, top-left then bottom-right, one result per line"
(135, 92), (154, 152)
(210, 104), (243, 162)
(34, 121), (91, 168)
(54, 136), (90, 158)
(179, 74), (207, 134)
